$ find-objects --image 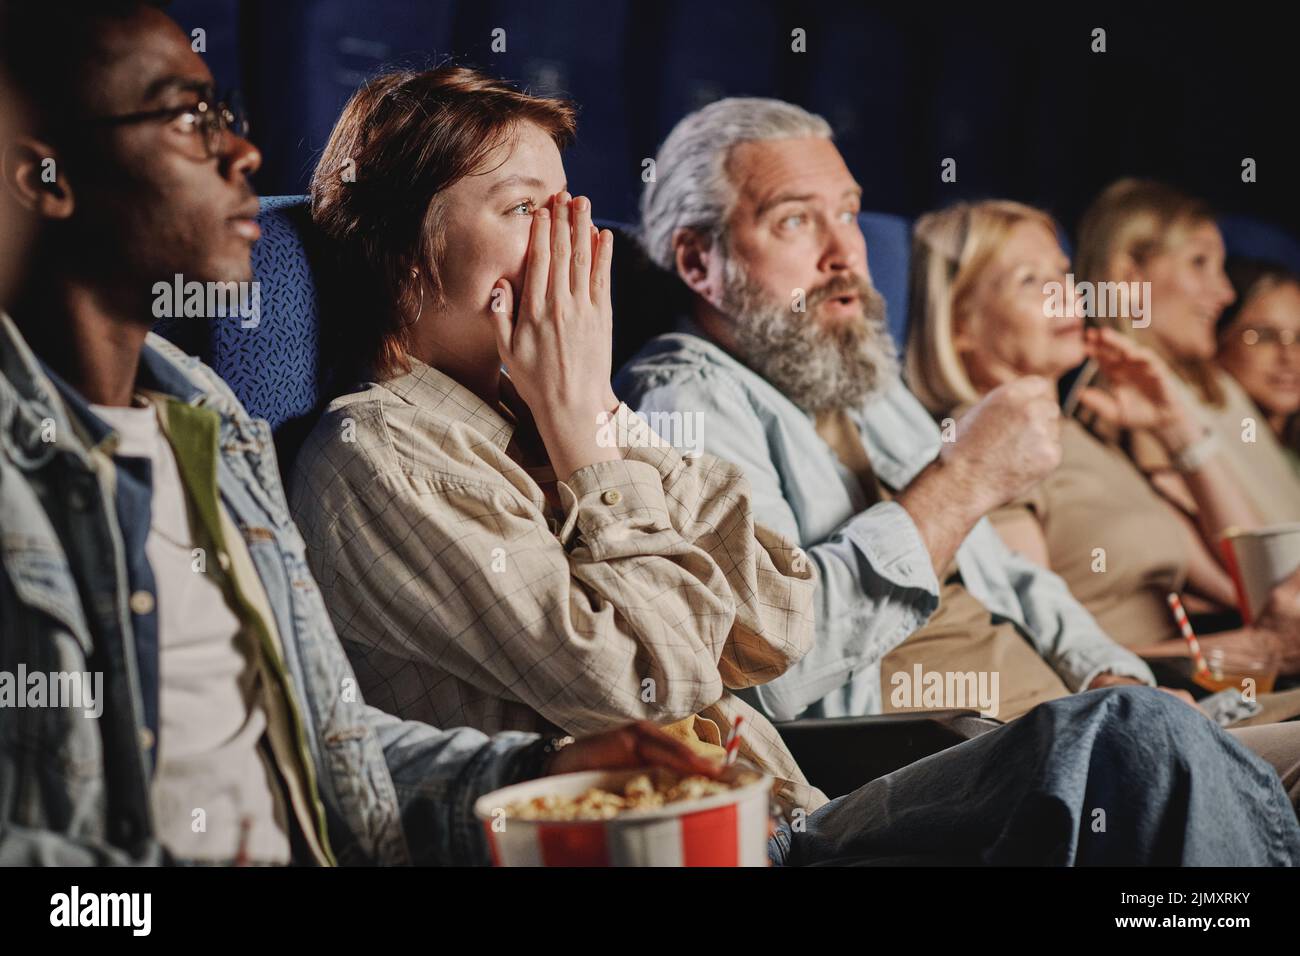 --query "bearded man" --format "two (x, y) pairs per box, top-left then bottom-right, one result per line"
(615, 97), (1171, 726)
